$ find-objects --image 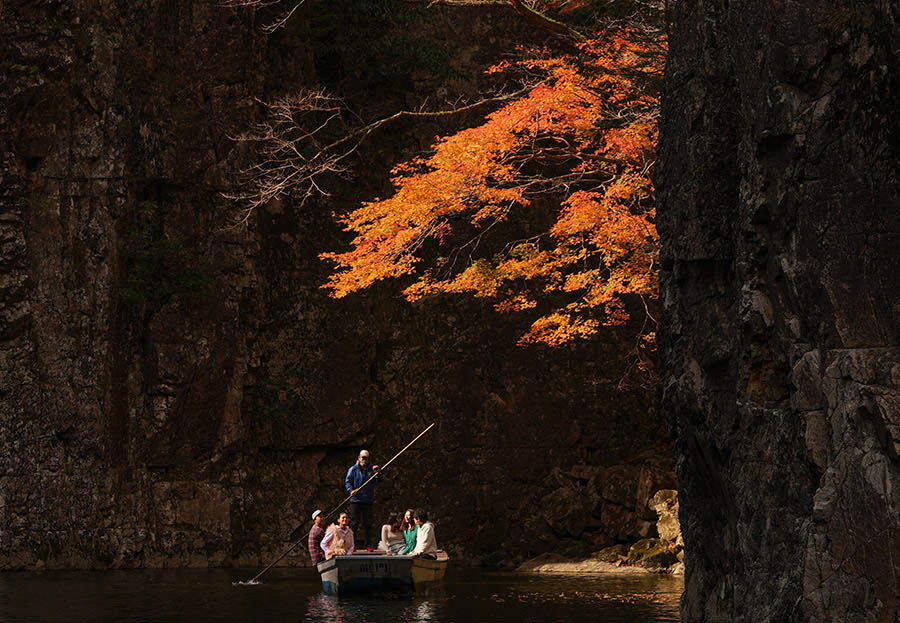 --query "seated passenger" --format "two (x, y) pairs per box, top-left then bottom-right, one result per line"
(400, 508), (417, 555)
(411, 508), (438, 559)
(377, 512), (406, 554)
(307, 509), (328, 566)
(321, 511), (355, 559)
